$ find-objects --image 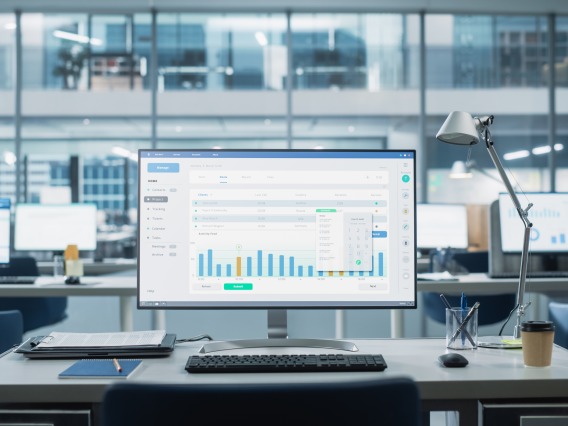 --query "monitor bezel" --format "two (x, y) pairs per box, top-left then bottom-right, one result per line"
(137, 148), (417, 311)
